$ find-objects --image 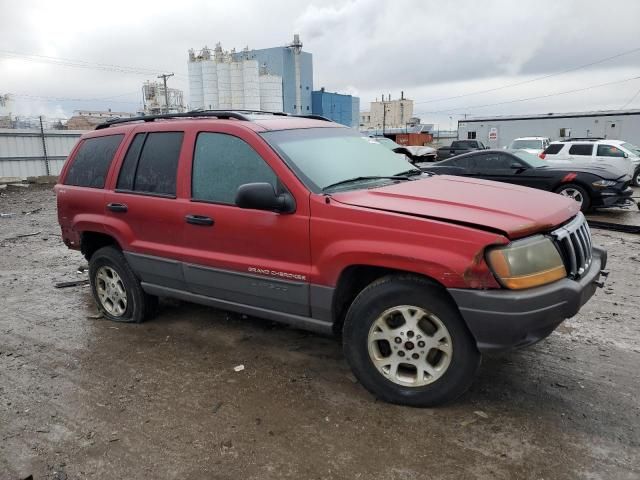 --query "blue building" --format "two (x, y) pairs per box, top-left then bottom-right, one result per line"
(232, 36), (313, 115)
(312, 88), (360, 127)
